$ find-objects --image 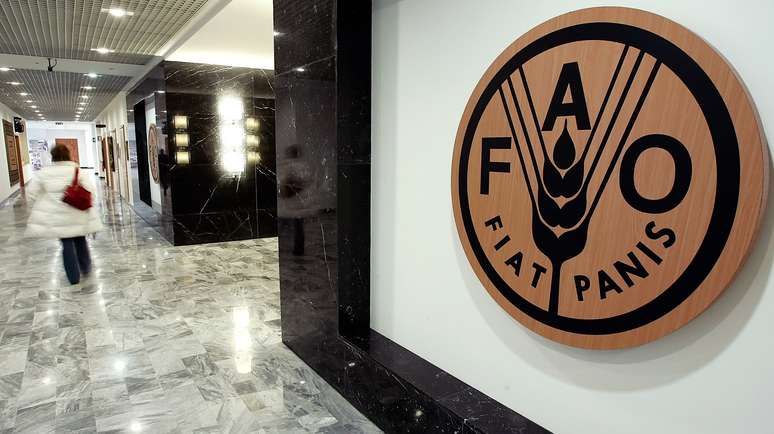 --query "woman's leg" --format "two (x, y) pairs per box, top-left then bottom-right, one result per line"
(61, 238), (81, 284)
(74, 236), (92, 274)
